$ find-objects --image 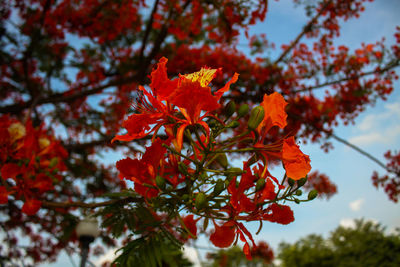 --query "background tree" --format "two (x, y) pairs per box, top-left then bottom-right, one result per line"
(278, 219), (400, 267)
(0, 0), (399, 265)
(205, 241), (274, 267)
